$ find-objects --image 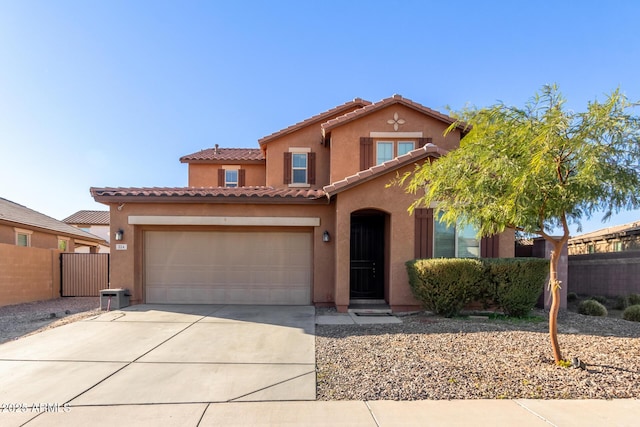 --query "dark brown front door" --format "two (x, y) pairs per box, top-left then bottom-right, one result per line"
(350, 214), (384, 299)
